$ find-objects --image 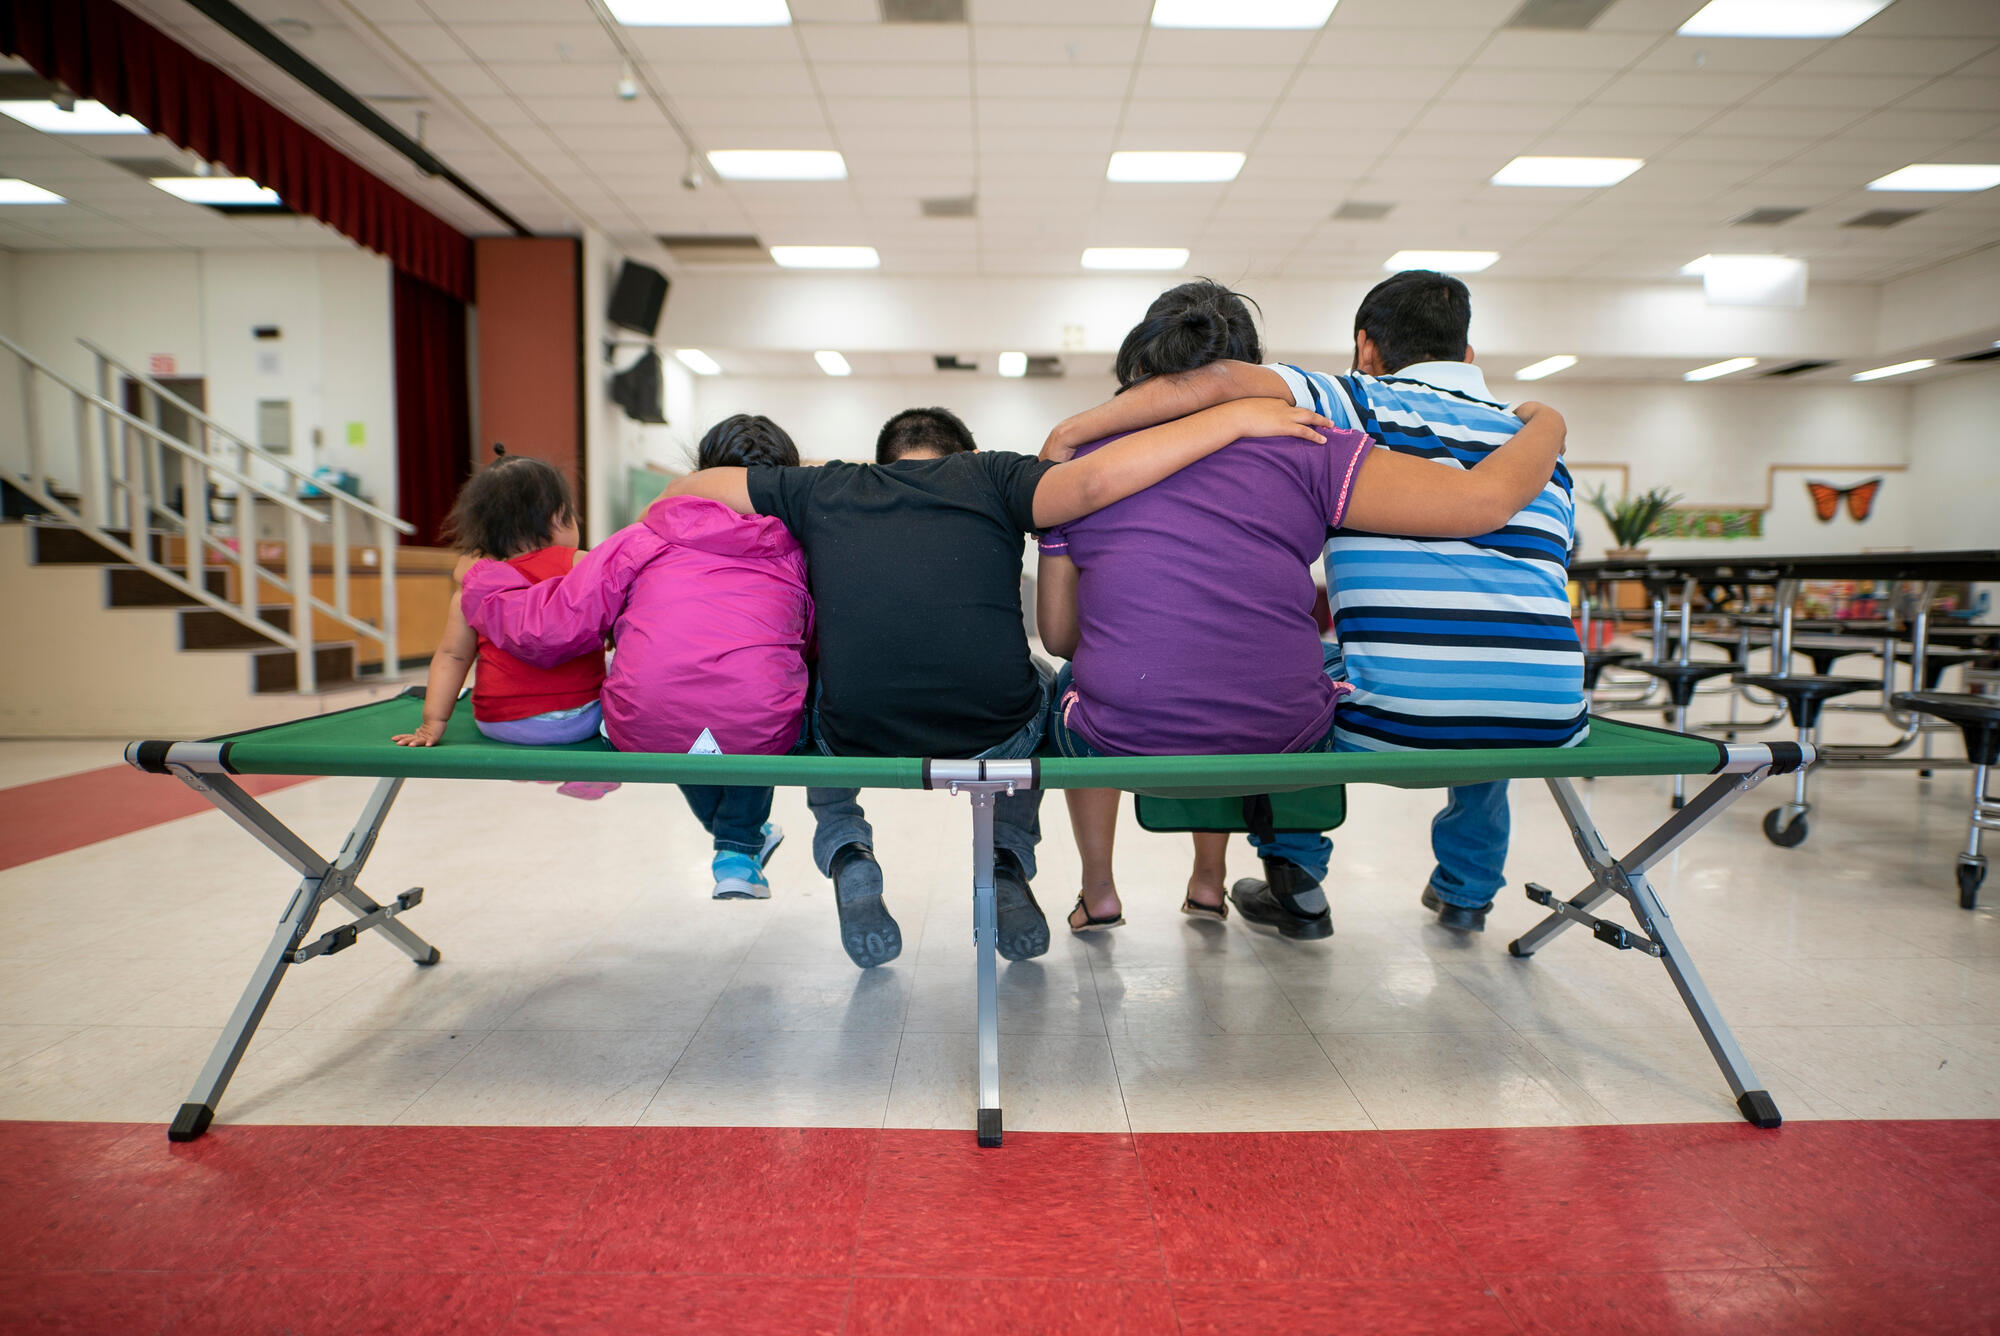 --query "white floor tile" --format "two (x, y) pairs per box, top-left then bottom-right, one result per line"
(1319, 1030), (1617, 1129)
(885, 1031), (1128, 1133)
(223, 1027), (484, 1125)
(1111, 1031), (1373, 1132)
(398, 1028), (692, 1126)
(638, 1027), (900, 1127)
